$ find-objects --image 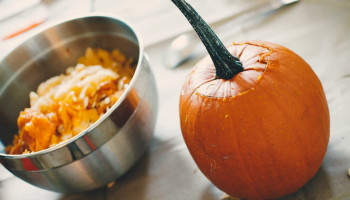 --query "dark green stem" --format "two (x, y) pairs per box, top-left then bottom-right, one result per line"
(171, 0), (243, 79)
